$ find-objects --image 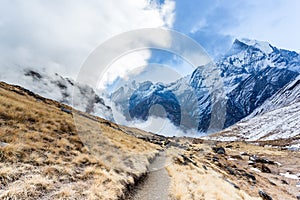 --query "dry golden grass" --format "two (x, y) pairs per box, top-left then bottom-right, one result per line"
(167, 161), (260, 200)
(165, 138), (300, 200)
(0, 82), (160, 199)
(165, 146), (260, 200)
